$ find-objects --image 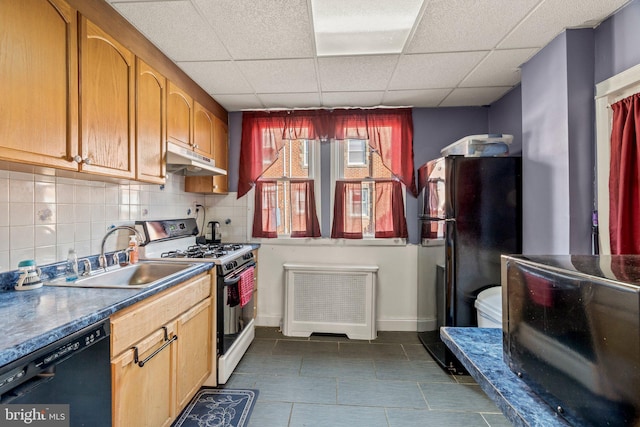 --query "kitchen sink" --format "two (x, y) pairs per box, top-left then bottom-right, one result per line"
(47, 261), (197, 289)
